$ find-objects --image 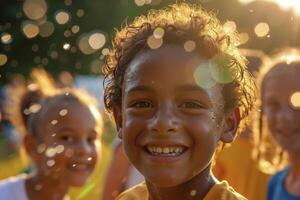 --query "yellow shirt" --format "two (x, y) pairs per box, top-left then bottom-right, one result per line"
(115, 181), (247, 200)
(213, 138), (269, 200)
